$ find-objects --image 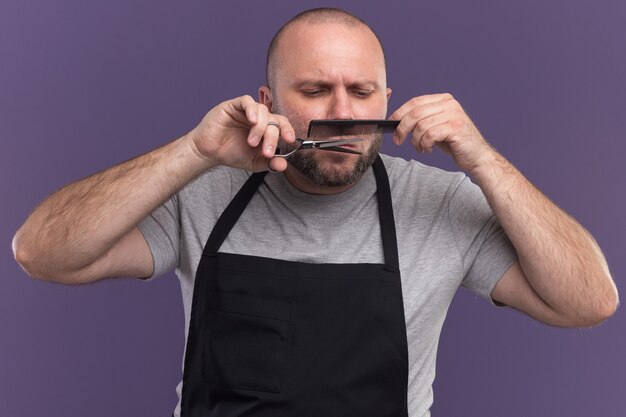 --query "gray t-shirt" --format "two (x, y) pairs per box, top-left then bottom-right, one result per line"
(138, 153), (517, 417)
